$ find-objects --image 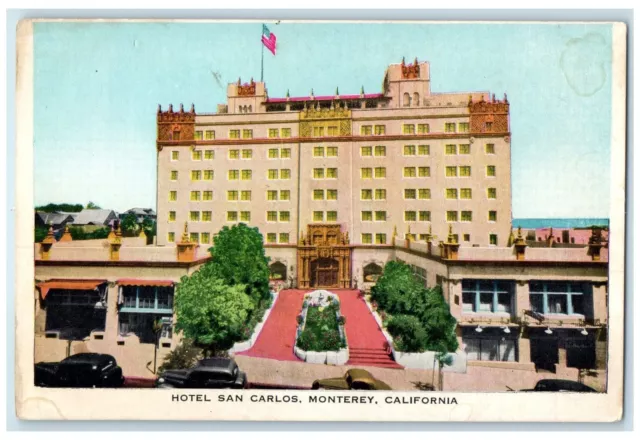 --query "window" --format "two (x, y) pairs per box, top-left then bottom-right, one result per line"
(487, 188), (497, 199)
(374, 125), (385, 135)
(414, 93), (420, 106)
(460, 188), (472, 199)
(242, 129), (253, 139)
(487, 165), (496, 177)
(486, 143), (495, 154)
(374, 146), (386, 157)
(228, 170), (239, 180)
(205, 130), (215, 140)
(327, 146), (338, 157)
(458, 122), (469, 133)
(327, 126), (338, 137)
(190, 191), (201, 201)
(327, 189), (338, 200)
(446, 188), (458, 199)
(459, 144), (471, 154)
(488, 211), (497, 222)
(445, 144), (457, 155)
(374, 189), (386, 200)
(169, 170), (179, 183)
(313, 146), (324, 157)
(375, 211), (387, 221)
(404, 189), (416, 199)
(375, 233), (387, 244)
(419, 211), (431, 222)
(361, 189), (373, 200)
(194, 131), (203, 140)
(361, 125), (373, 135)
(444, 122), (456, 133)
(200, 232), (210, 244)
(169, 191), (177, 201)
(313, 127), (325, 137)
(203, 170), (214, 180)
(463, 234), (471, 242)
(227, 211), (238, 222)
(361, 146), (372, 157)
(463, 330), (518, 362)
(326, 211), (337, 222)
(281, 148), (291, 158)
(447, 211), (458, 222)
(172, 130), (180, 140)
(489, 234), (498, 245)
(402, 124), (415, 135)
(268, 128), (279, 138)
(462, 280), (513, 314)
(240, 190), (251, 201)
(404, 145), (416, 156)
(202, 211), (212, 222)
(266, 233), (277, 243)
(268, 148), (279, 159)
(374, 167), (386, 178)
(242, 149), (252, 159)
(313, 211), (324, 222)
(204, 150), (214, 159)
(361, 233), (373, 244)
(403, 93), (411, 107)
(405, 211), (417, 222)
(203, 191), (213, 201)
(461, 211), (473, 222)
(171, 151), (179, 161)
(266, 211), (277, 222)
(313, 189), (325, 200)
(418, 145), (430, 155)
(404, 167), (416, 178)
(267, 190), (278, 201)
(281, 128), (291, 138)
(418, 167), (430, 177)
(459, 166), (471, 177)
(418, 124), (430, 134)
(168, 211), (176, 222)
(361, 211), (373, 221)
(279, 233), (290, 243)
(268, 169), (279, 180)
(229, 129), (240, 139)
(240, 211), (251, 222)
(280, 190), (290, 200)
(190, 170), (201, 181)
(227, 191), (238, 201)
(192, 150), (202, 161)
(280, 169), (291, 179)
(229, 149), (240, 159)
(529, 282), (587, 316)
(167, 232), (175, 242)
(418, 188), (431, 199)
(446, 166), (457, 177)
(189, 211), (200, 222)
(361, 168), (372, 179)
(241, 169), (252, 180)
(279, 211), (290, 222)
(485, 122), (493, 131)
